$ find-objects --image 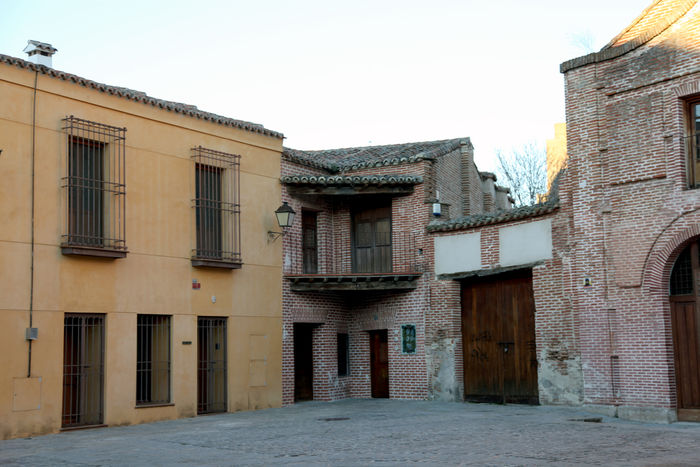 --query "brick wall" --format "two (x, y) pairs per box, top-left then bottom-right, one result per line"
(562, 3), (700, 417)
(280, 143), (499, 404)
